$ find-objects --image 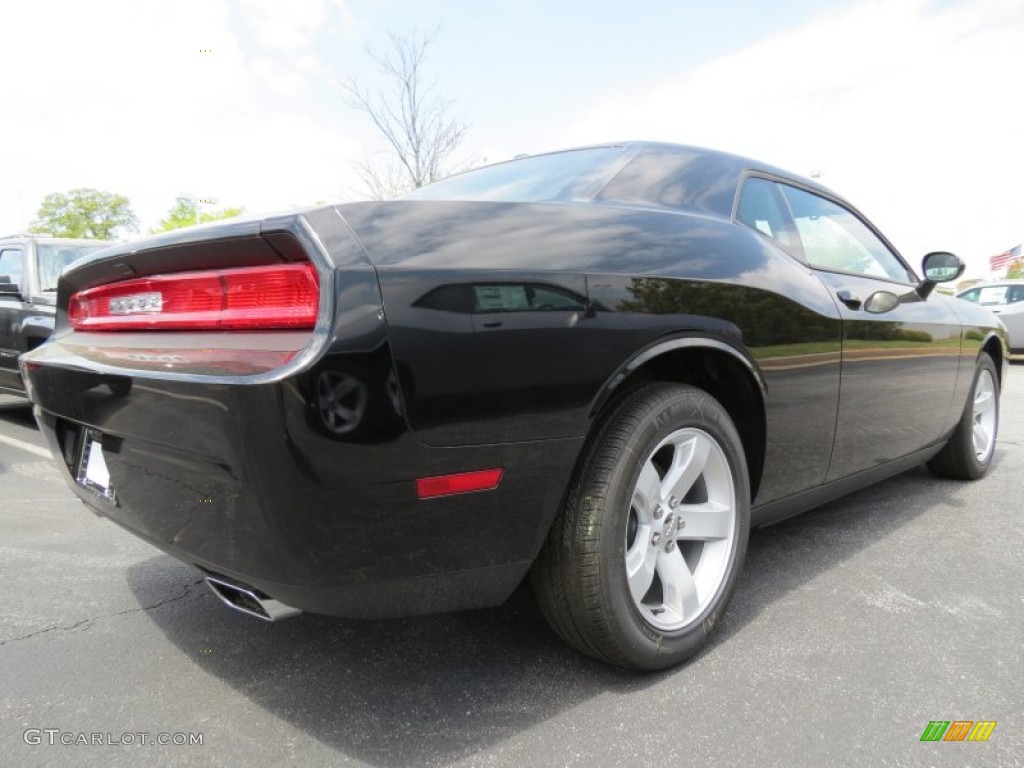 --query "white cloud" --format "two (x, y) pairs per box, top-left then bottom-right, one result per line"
(237, 0), (328, 51)
(0, 0), (360, 236)
(562, 0), (1024, 276)
(251, 55), (310, 96)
